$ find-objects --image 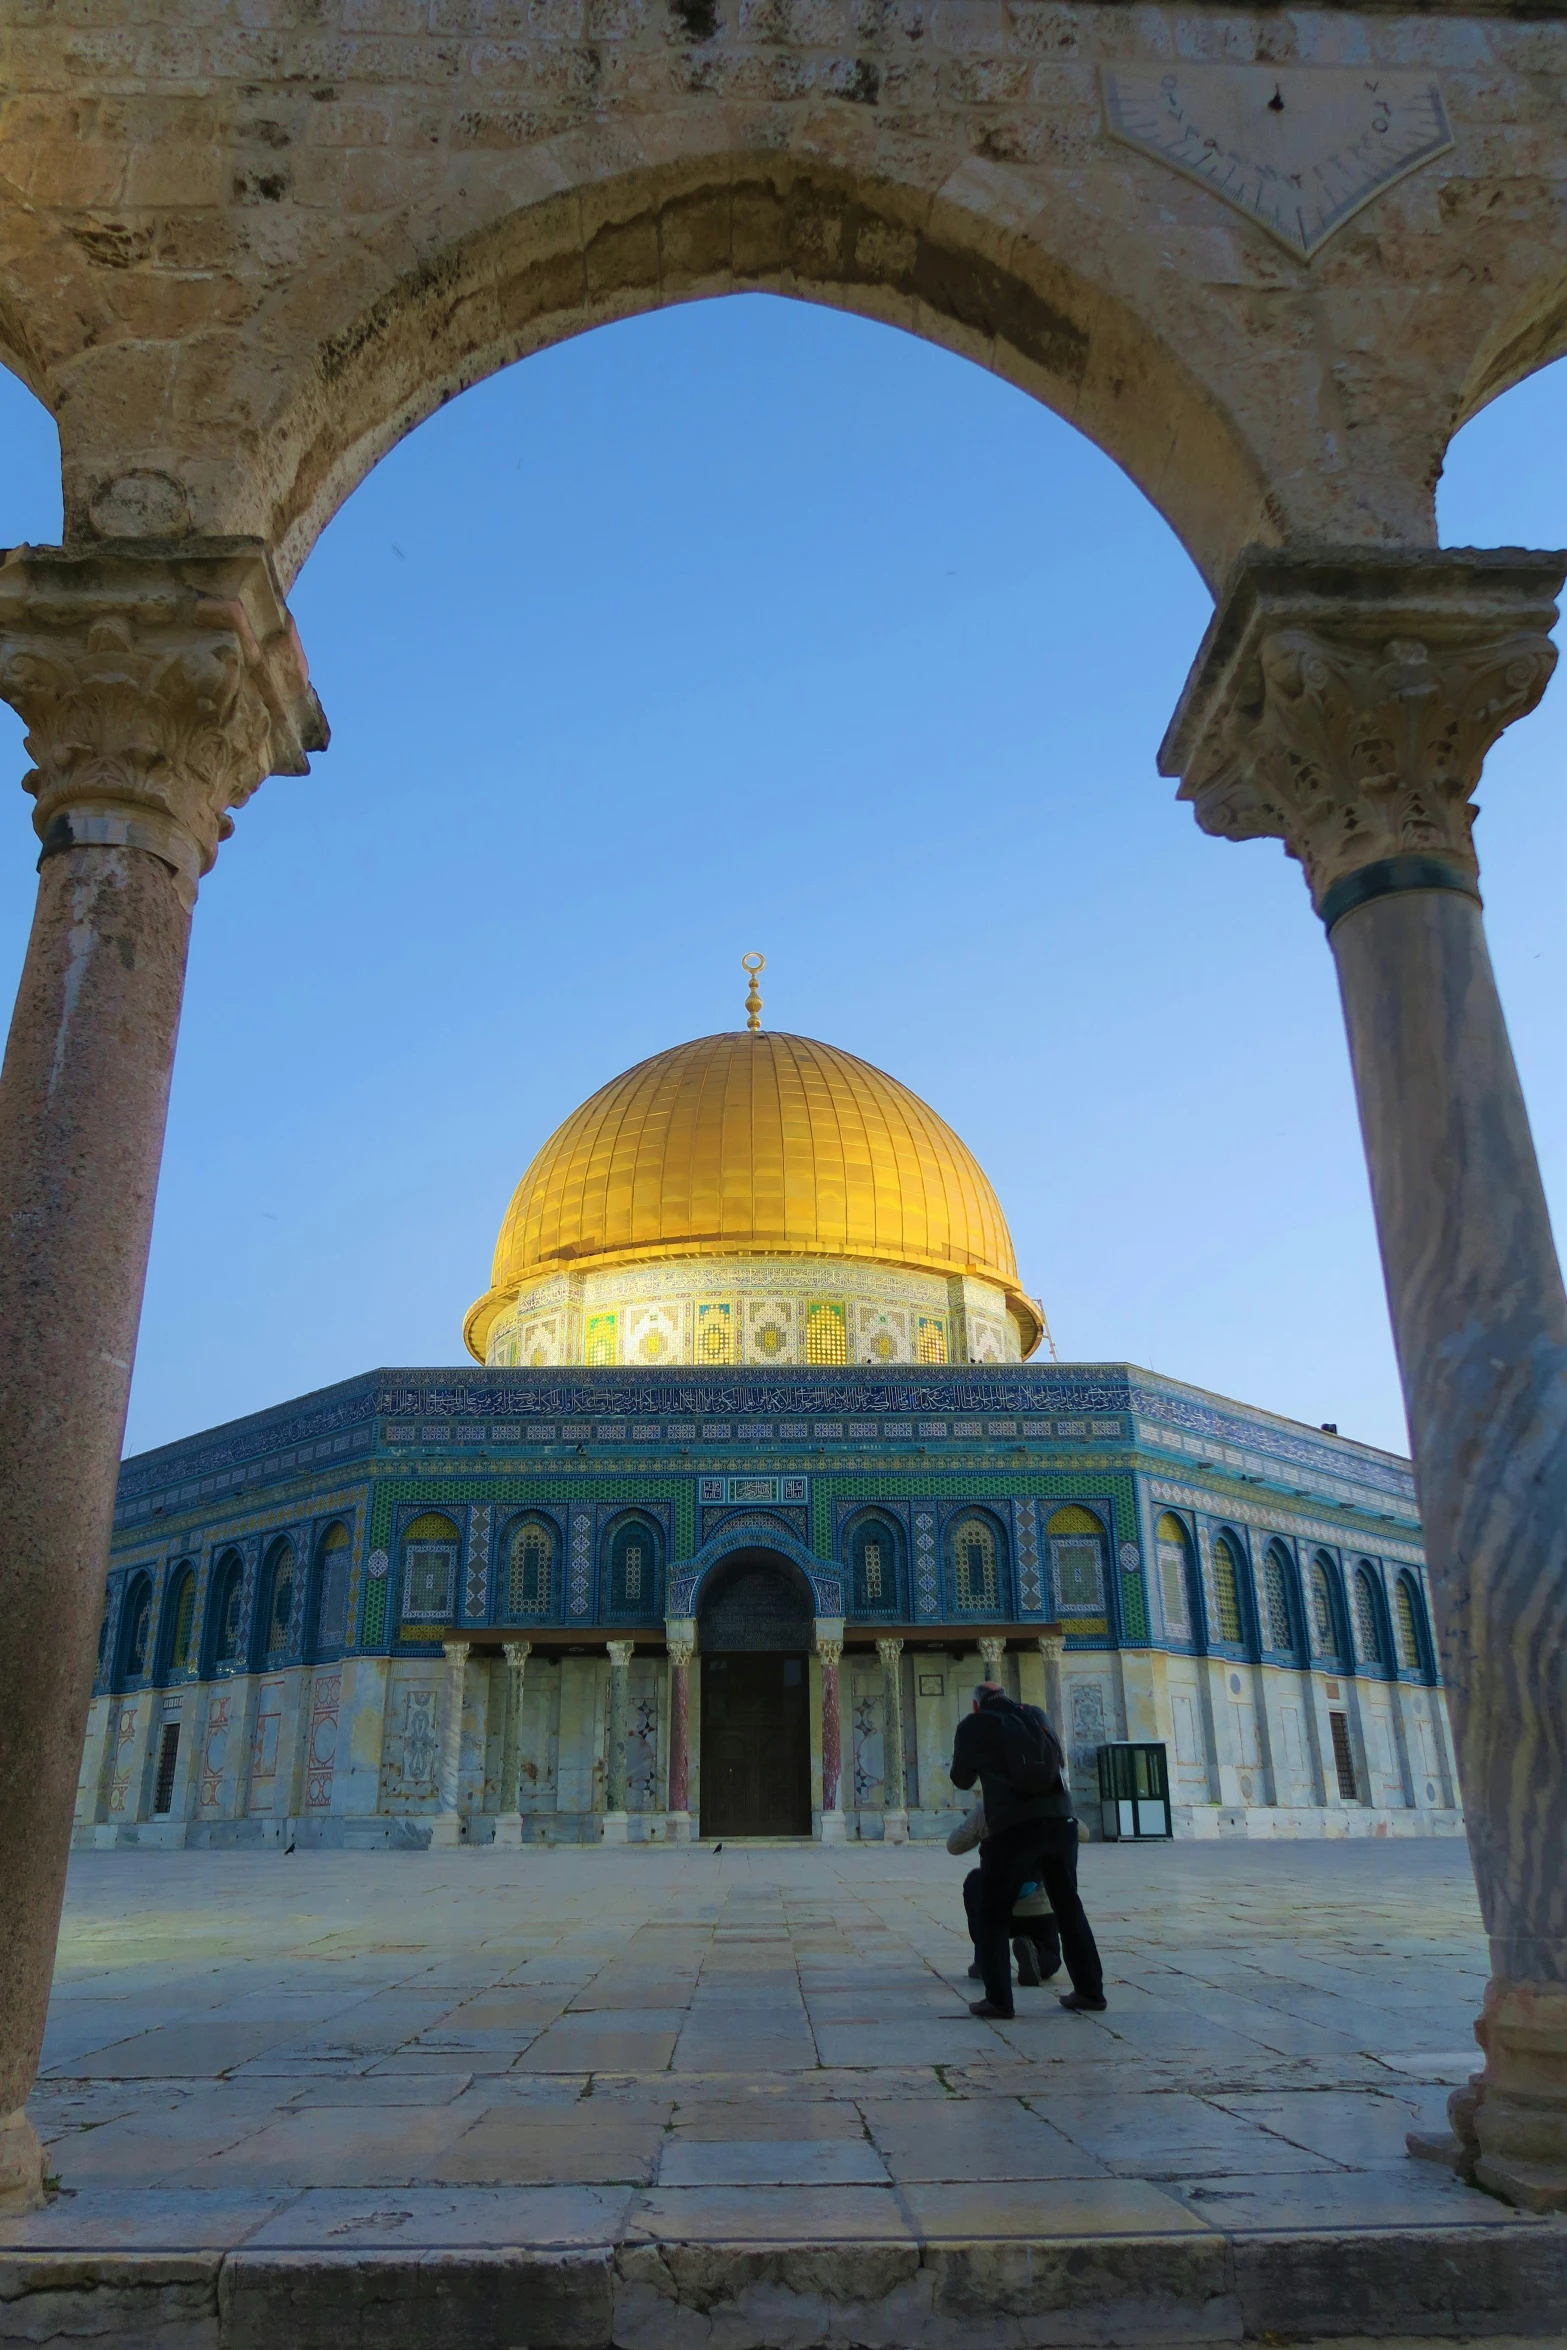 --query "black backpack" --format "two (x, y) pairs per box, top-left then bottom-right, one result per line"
(993, 1702), (1066, 1797)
